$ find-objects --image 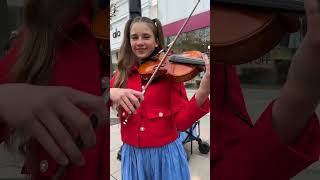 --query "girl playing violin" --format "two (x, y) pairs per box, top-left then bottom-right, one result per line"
(212, 0), (320, 179)
(0, 0), (109, 179)
(110, 16), (210, 179)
